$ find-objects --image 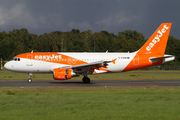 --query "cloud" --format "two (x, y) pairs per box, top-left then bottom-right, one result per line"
(95, 12), (137, 27)
(0, 1), (61, 30)
(93, 10), (140, 33)
(0, 0), (179, 38)
(0, 2), (37, 28)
